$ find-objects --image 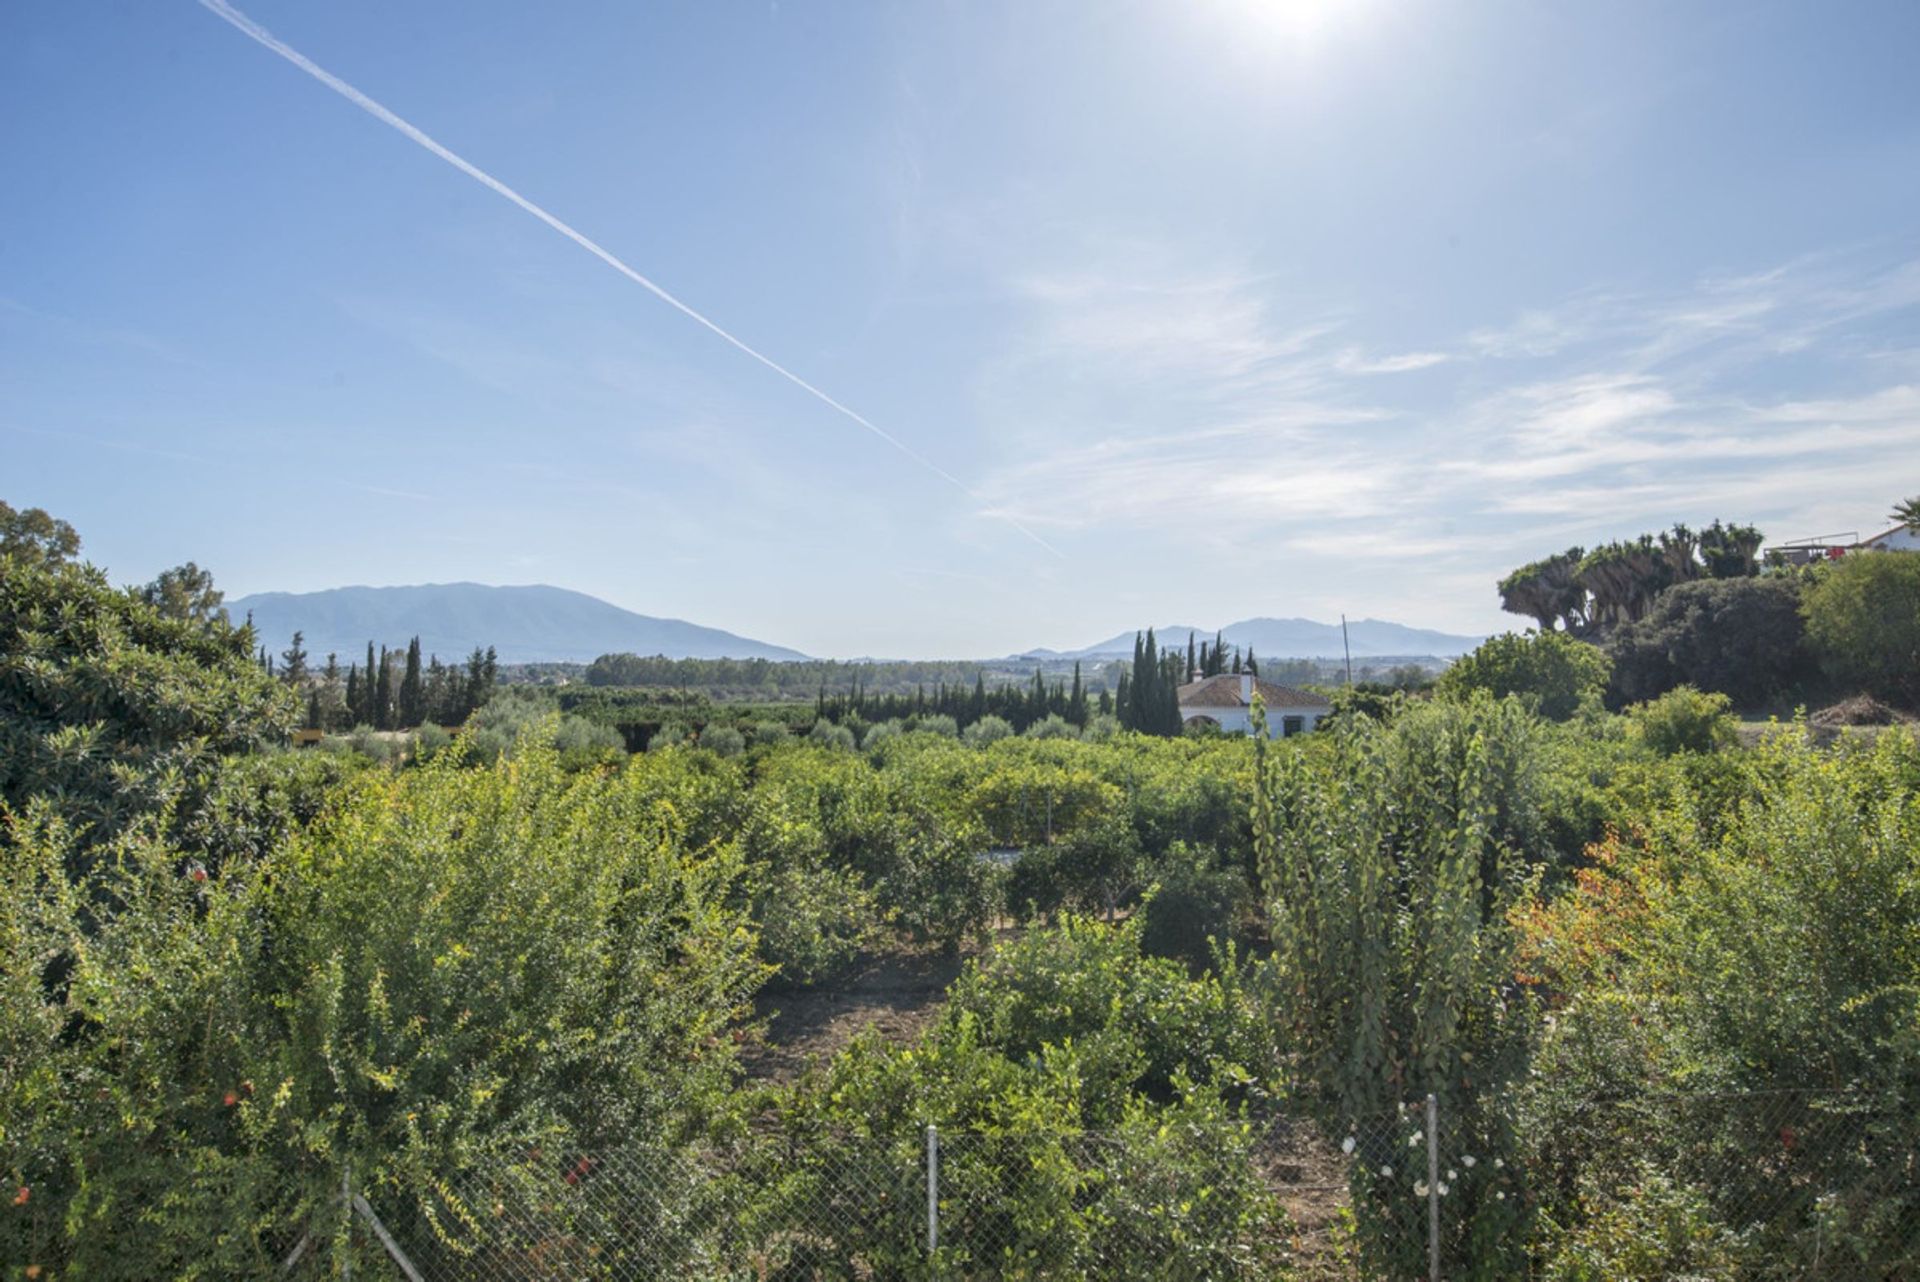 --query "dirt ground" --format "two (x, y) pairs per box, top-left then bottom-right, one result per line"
(741, 944), (975, 1082)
